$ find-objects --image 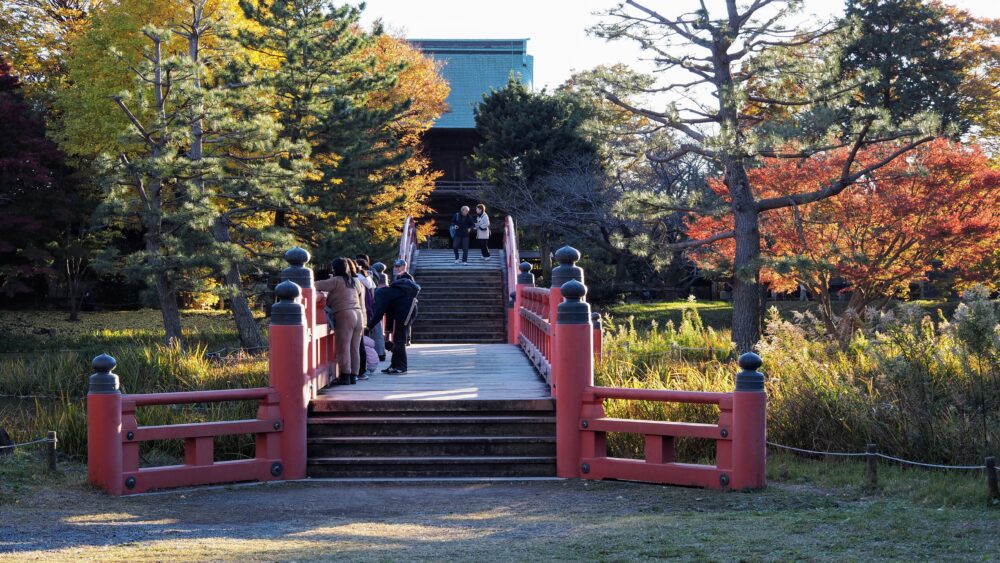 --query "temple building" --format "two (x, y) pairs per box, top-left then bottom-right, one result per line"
(409, 39), (534, 239)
